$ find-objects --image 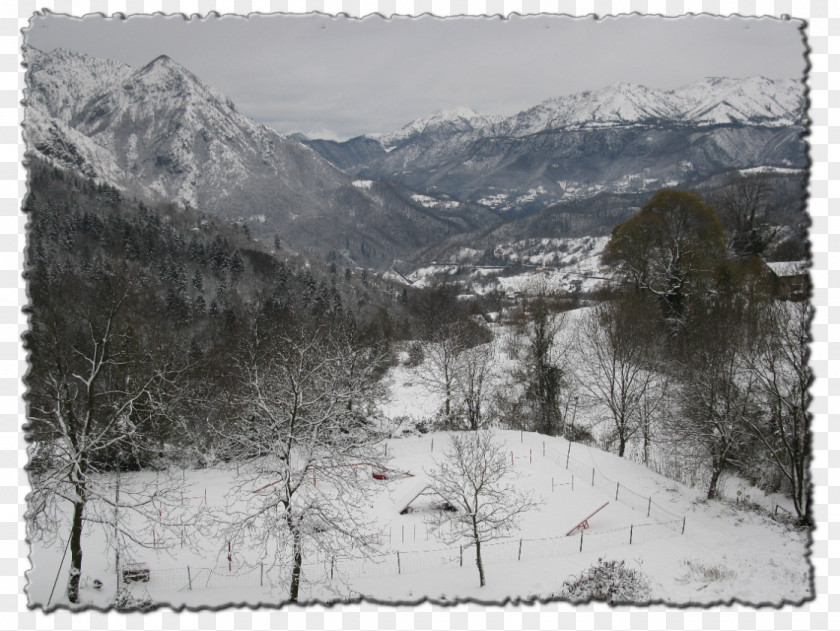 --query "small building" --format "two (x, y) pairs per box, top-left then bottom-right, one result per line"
(765, 261), (810, 302)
